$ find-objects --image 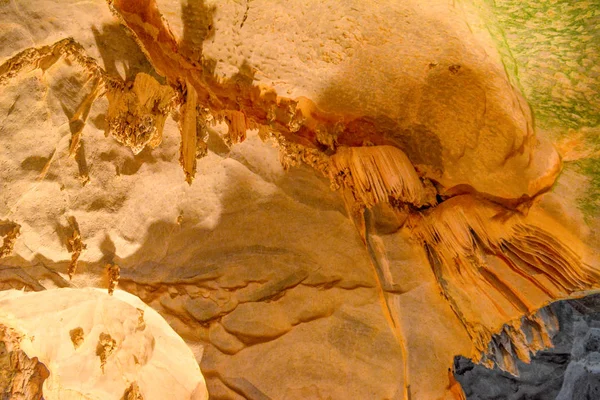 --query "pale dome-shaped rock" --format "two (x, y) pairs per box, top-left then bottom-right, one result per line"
(0, 288), (208, 400)
(0, 0), (599, 399)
